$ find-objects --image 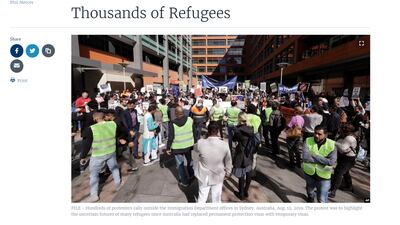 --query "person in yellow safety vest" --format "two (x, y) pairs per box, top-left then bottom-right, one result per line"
(210, 99), (224, 139)
(246, 104), (261, 173)
(80, 112), (133, 202)
(261, 101), (273, 148)
(303, 125), (337, 203)
(166, 106), (196, 187)
(225, 100), (242, 150)
(158, 98), (170, 144)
